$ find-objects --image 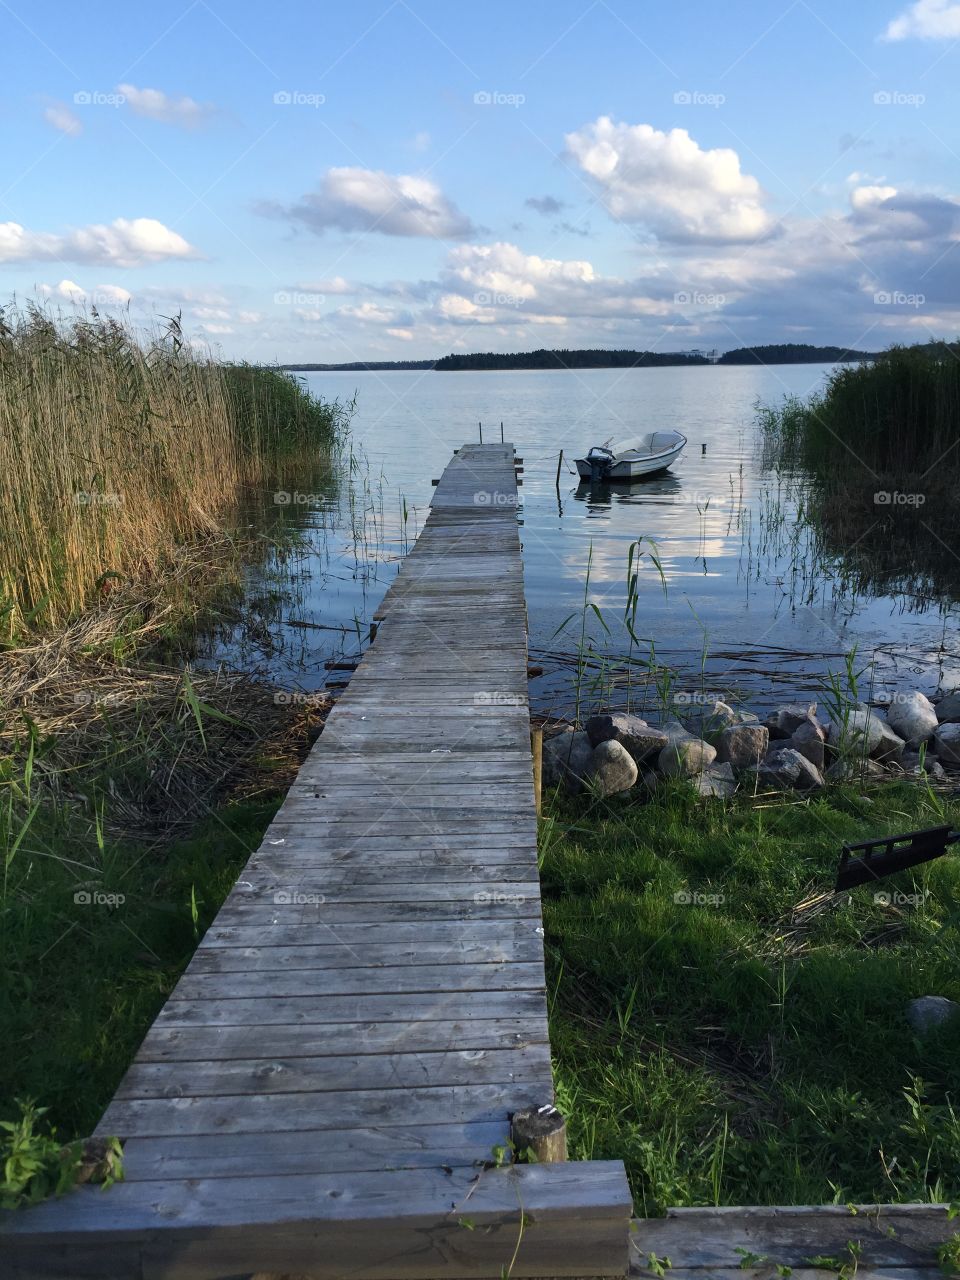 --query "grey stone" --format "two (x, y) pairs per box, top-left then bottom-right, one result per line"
(900, 751), (947, 781)
(906, 995), (960, 1034)
(824, 756), (888, 783)
(933, 722), (960, 765)
(542, 728), (593, 793)
(693, 761), (737, 798)
(585, 712), (668, 761)
(935, 689), (960, 723)
(790, 720), (826, 771)
(765, 703), (818, 739)
(676, 698), (740, 742)
(658, 737), (717, 778)
(886, 691), (938, 748)
(745, 746), (823, 791)
(716, 723), (769, 773)
(826, 706), (885, 755)
(586, 739), (639, 798)
(871, 712), (906, 763)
